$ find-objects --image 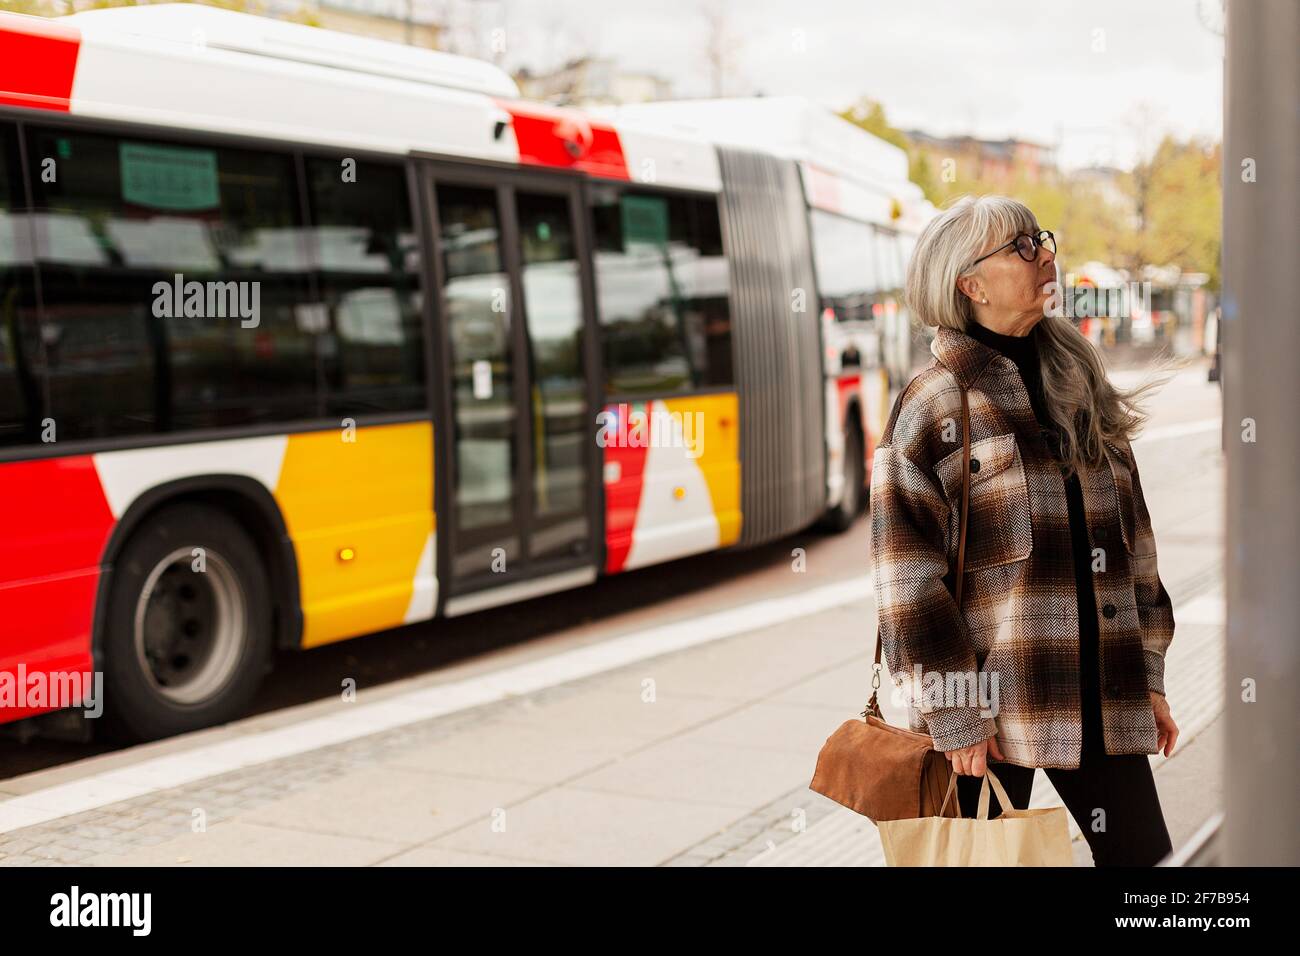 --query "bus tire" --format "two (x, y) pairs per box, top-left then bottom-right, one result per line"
(823, 423), (865, 533)
(99, 503), (274, 743)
